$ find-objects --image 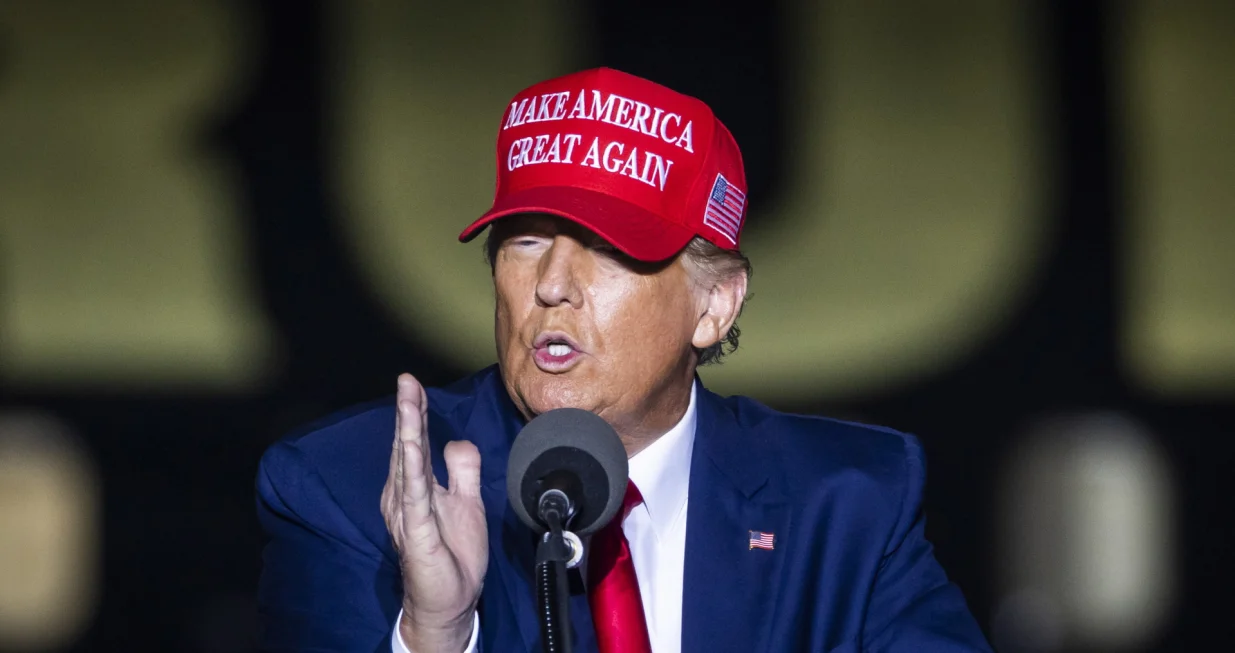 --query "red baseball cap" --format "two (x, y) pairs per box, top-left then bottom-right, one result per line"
(458, 67), (749, 262)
